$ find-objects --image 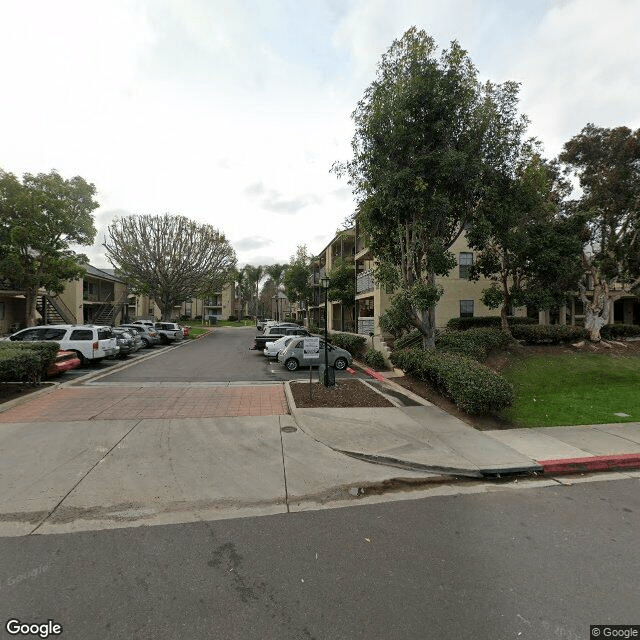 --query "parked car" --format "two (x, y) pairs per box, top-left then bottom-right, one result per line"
(154, 322), (184, 344)
(112, 328), (142, 357)
(119, 324), (159, 348)
(256, 318), (273, 331)
(5, 324), (118, 364)
(263, 335), (297, 359)
(46, 350), (82, 377)
(252, 326), (310, 351)
(277, 337), (352, 371)
(263, 323), (302, 336)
